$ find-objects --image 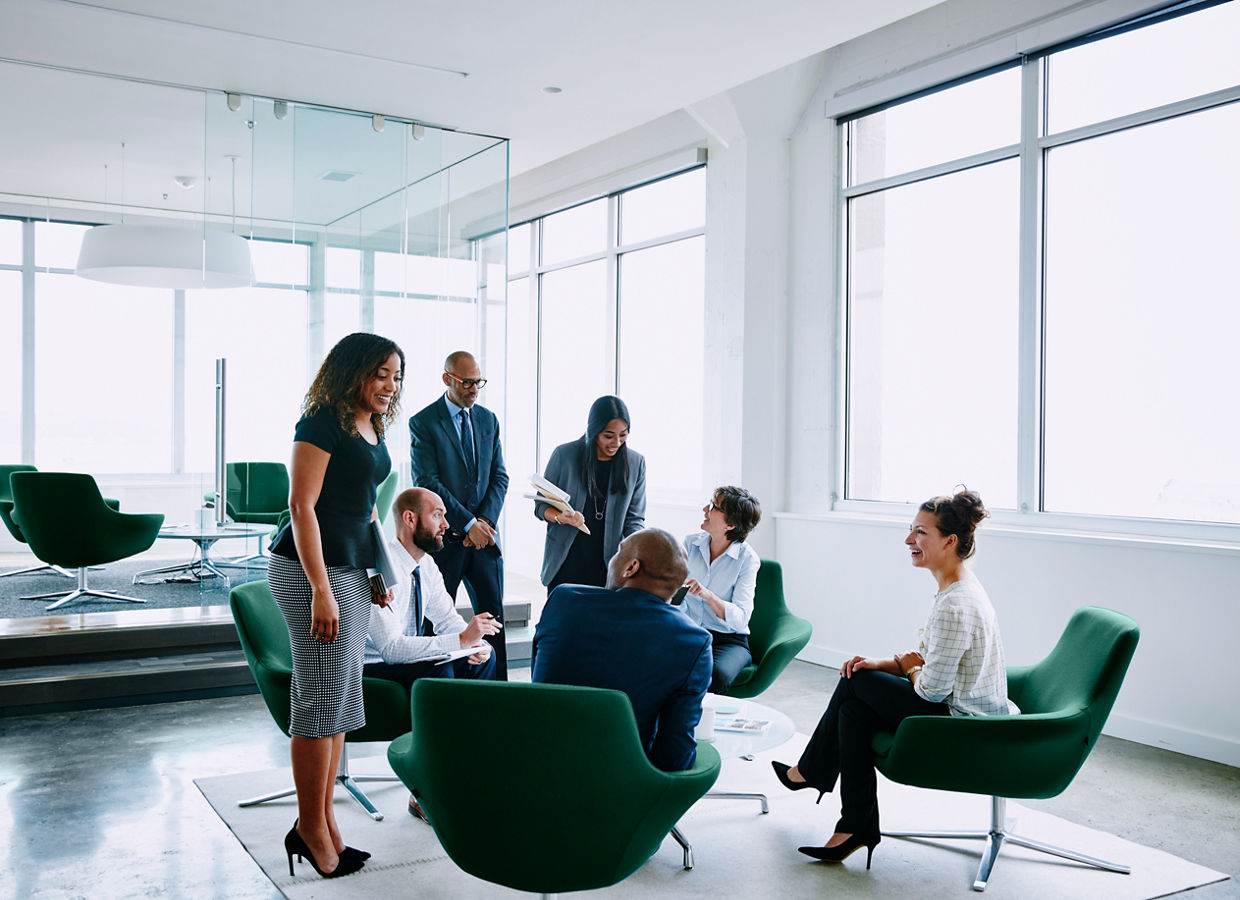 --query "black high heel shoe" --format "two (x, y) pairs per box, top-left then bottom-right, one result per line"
(771, 761), (827, 804)
(293, 818), (369, 863)
(797, 834), (880, 869)
(284, 827), (364, 878)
